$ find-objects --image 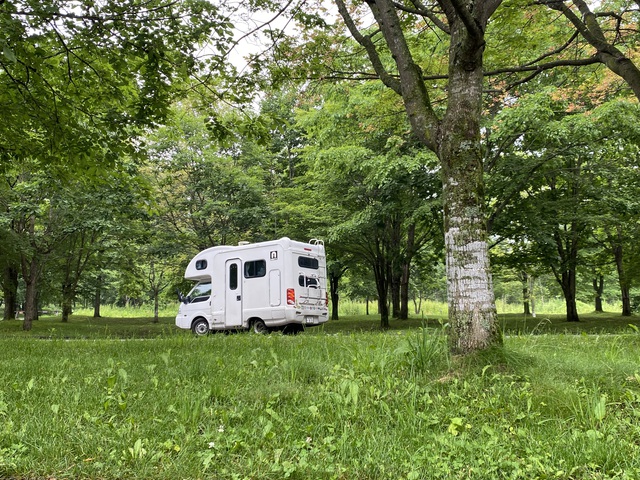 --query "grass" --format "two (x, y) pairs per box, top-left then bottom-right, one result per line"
(1, 310), (640, 479)
(2, 308), (639, 339)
